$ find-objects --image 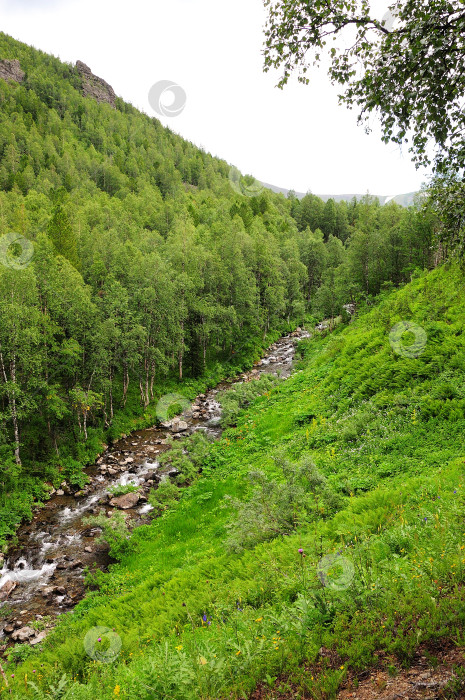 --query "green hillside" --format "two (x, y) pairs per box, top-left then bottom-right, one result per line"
(4, 262), (465, 698)
(0, 31), (435, 546)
